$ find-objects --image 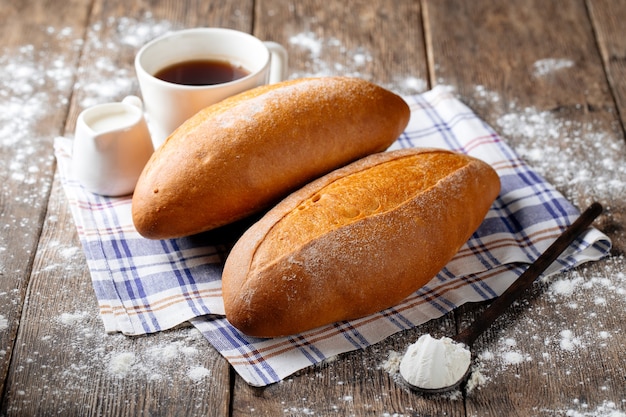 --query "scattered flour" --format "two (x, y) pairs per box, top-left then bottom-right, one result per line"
(0, 15), (172, 261)
(559, 329), (583, 352)
(465, 83), (626, 212)
(187, 366), (211, 382)
(59, 246), (80, 259)
(103, 336), (205, 382)
(465, 365), (488, 393)
(114, 15), (173, 48)
(27, 320), (215, 394)
(561, 400), (626, 417)
(76, 14), (174, 109)
(493, 93), (626, 203)
(0, 28), (79, 226)
(288, 31), (373, 80)
(541, 398), (626, 417)
(547, 276), (585, 296)
(380, 350), (402, 374)
(58, 311), (90, 326)
(0, 314), (8, 331)
(289, 32), (323, 58)
(501, 350), (526, 365)
(108, 352), (136, 377)
(288, 30), (426, 95)
(533, 58), (575, 77)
